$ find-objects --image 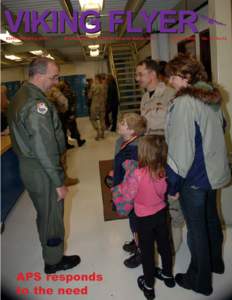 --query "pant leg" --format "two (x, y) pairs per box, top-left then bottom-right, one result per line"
(90, 109), (99, 132)
(136, 214), (156, 287)
(58, 113), (69, 148)
(105, 105), (111, 128)
(99, 111), (106, 134)
(19, 159), (64, 265)
(180, 185), (212, 293)
(154, 209), (173, 276)
(68, 119), (81, 142)
(206, 190), (224, 271)
(128, 209), (137, 234)
(111, 103), (118, 131)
